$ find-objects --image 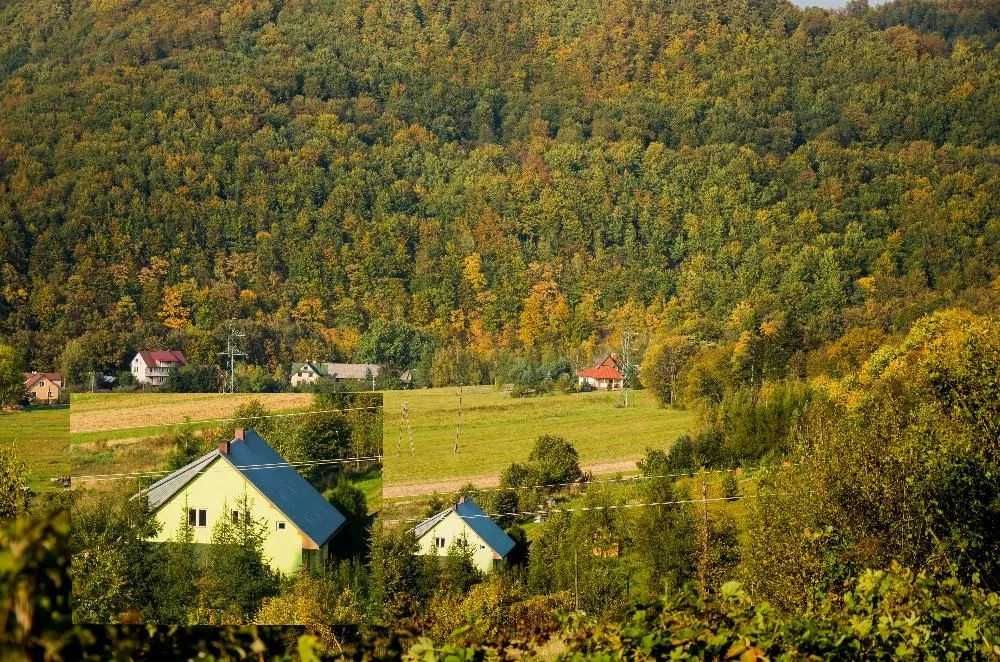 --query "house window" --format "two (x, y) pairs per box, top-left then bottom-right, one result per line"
(276, 521), (286, 531)
(435, 536), (446, 548)
(189, 508), (207, 527)
(232, 510), (240, 523)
